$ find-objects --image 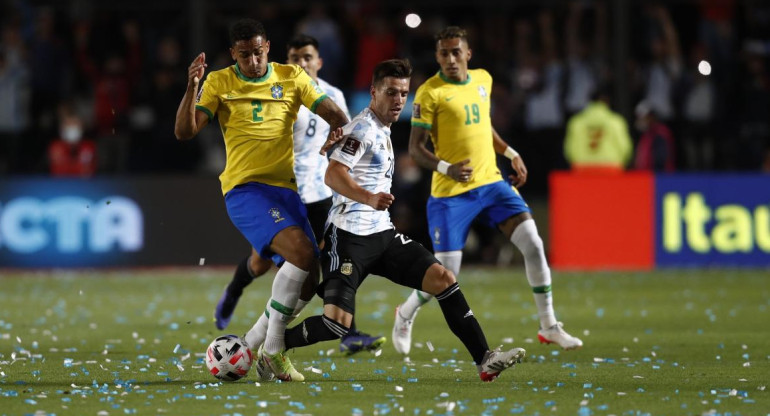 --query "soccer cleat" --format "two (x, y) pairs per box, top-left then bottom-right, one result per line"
(477, 346), (526, 382)
(214, 286), (241, 330)
(253, 344), (276, 382)
(538, 322), (583, 350)
(339, 331), (386, 356)
(391, 305), (414, 355)
(258, 344), (305, 382)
